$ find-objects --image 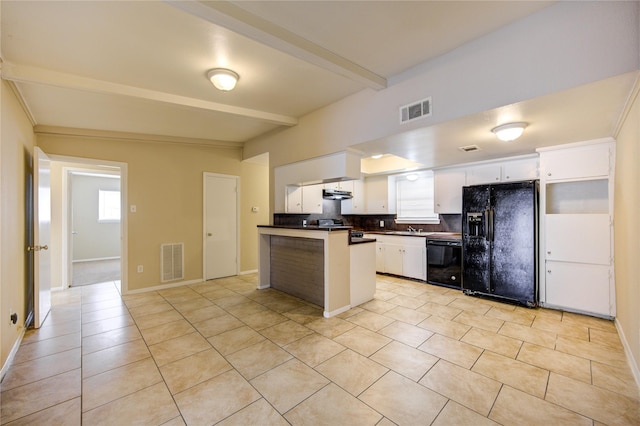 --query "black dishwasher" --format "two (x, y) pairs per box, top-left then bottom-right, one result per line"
(426, 237), (462, 289)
